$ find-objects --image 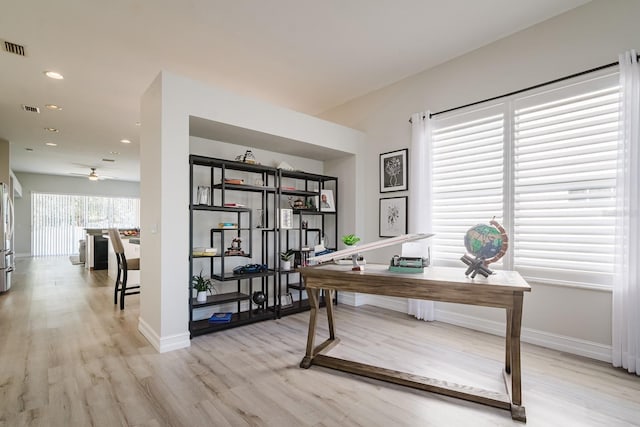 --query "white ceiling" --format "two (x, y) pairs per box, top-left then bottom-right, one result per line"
(0, 0), (590, 182)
